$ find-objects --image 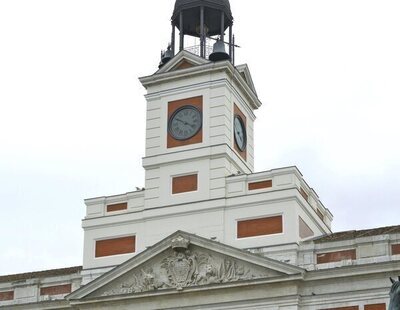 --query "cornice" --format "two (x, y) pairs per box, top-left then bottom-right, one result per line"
(139, 60), (262, 110)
